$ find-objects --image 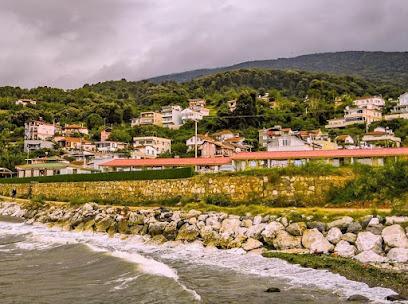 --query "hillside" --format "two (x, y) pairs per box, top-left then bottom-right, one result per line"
(149, 51), (408, 86)
(0, 68), (407, 170)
